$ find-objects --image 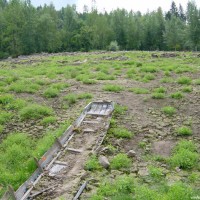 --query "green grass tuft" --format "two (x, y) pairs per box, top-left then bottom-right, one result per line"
(151, 93), (165, 99)
(177, 76), (192, 85)
(19, 104), (53, 120)
(129, 88), (149, 94)
(84, 155), (102, 171)
(177, 126), (192, 136)
(103, 85), (124, 93)
(109, 127), (133, 139)
(43, 88), (59, 98)
(161, 106), (176, 116)
(111, 153), (132, 170)
(171, 92), (184, 99)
